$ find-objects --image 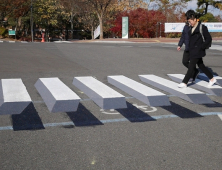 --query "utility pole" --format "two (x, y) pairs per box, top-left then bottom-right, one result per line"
(31, 0), (34, 42)
(156, 22), (158, 38)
